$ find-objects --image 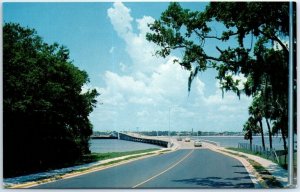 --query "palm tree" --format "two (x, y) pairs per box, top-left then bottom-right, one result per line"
(243, 116), (260, 151)
(261, 75), (273, 149)
(249, 95), (266, 151)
